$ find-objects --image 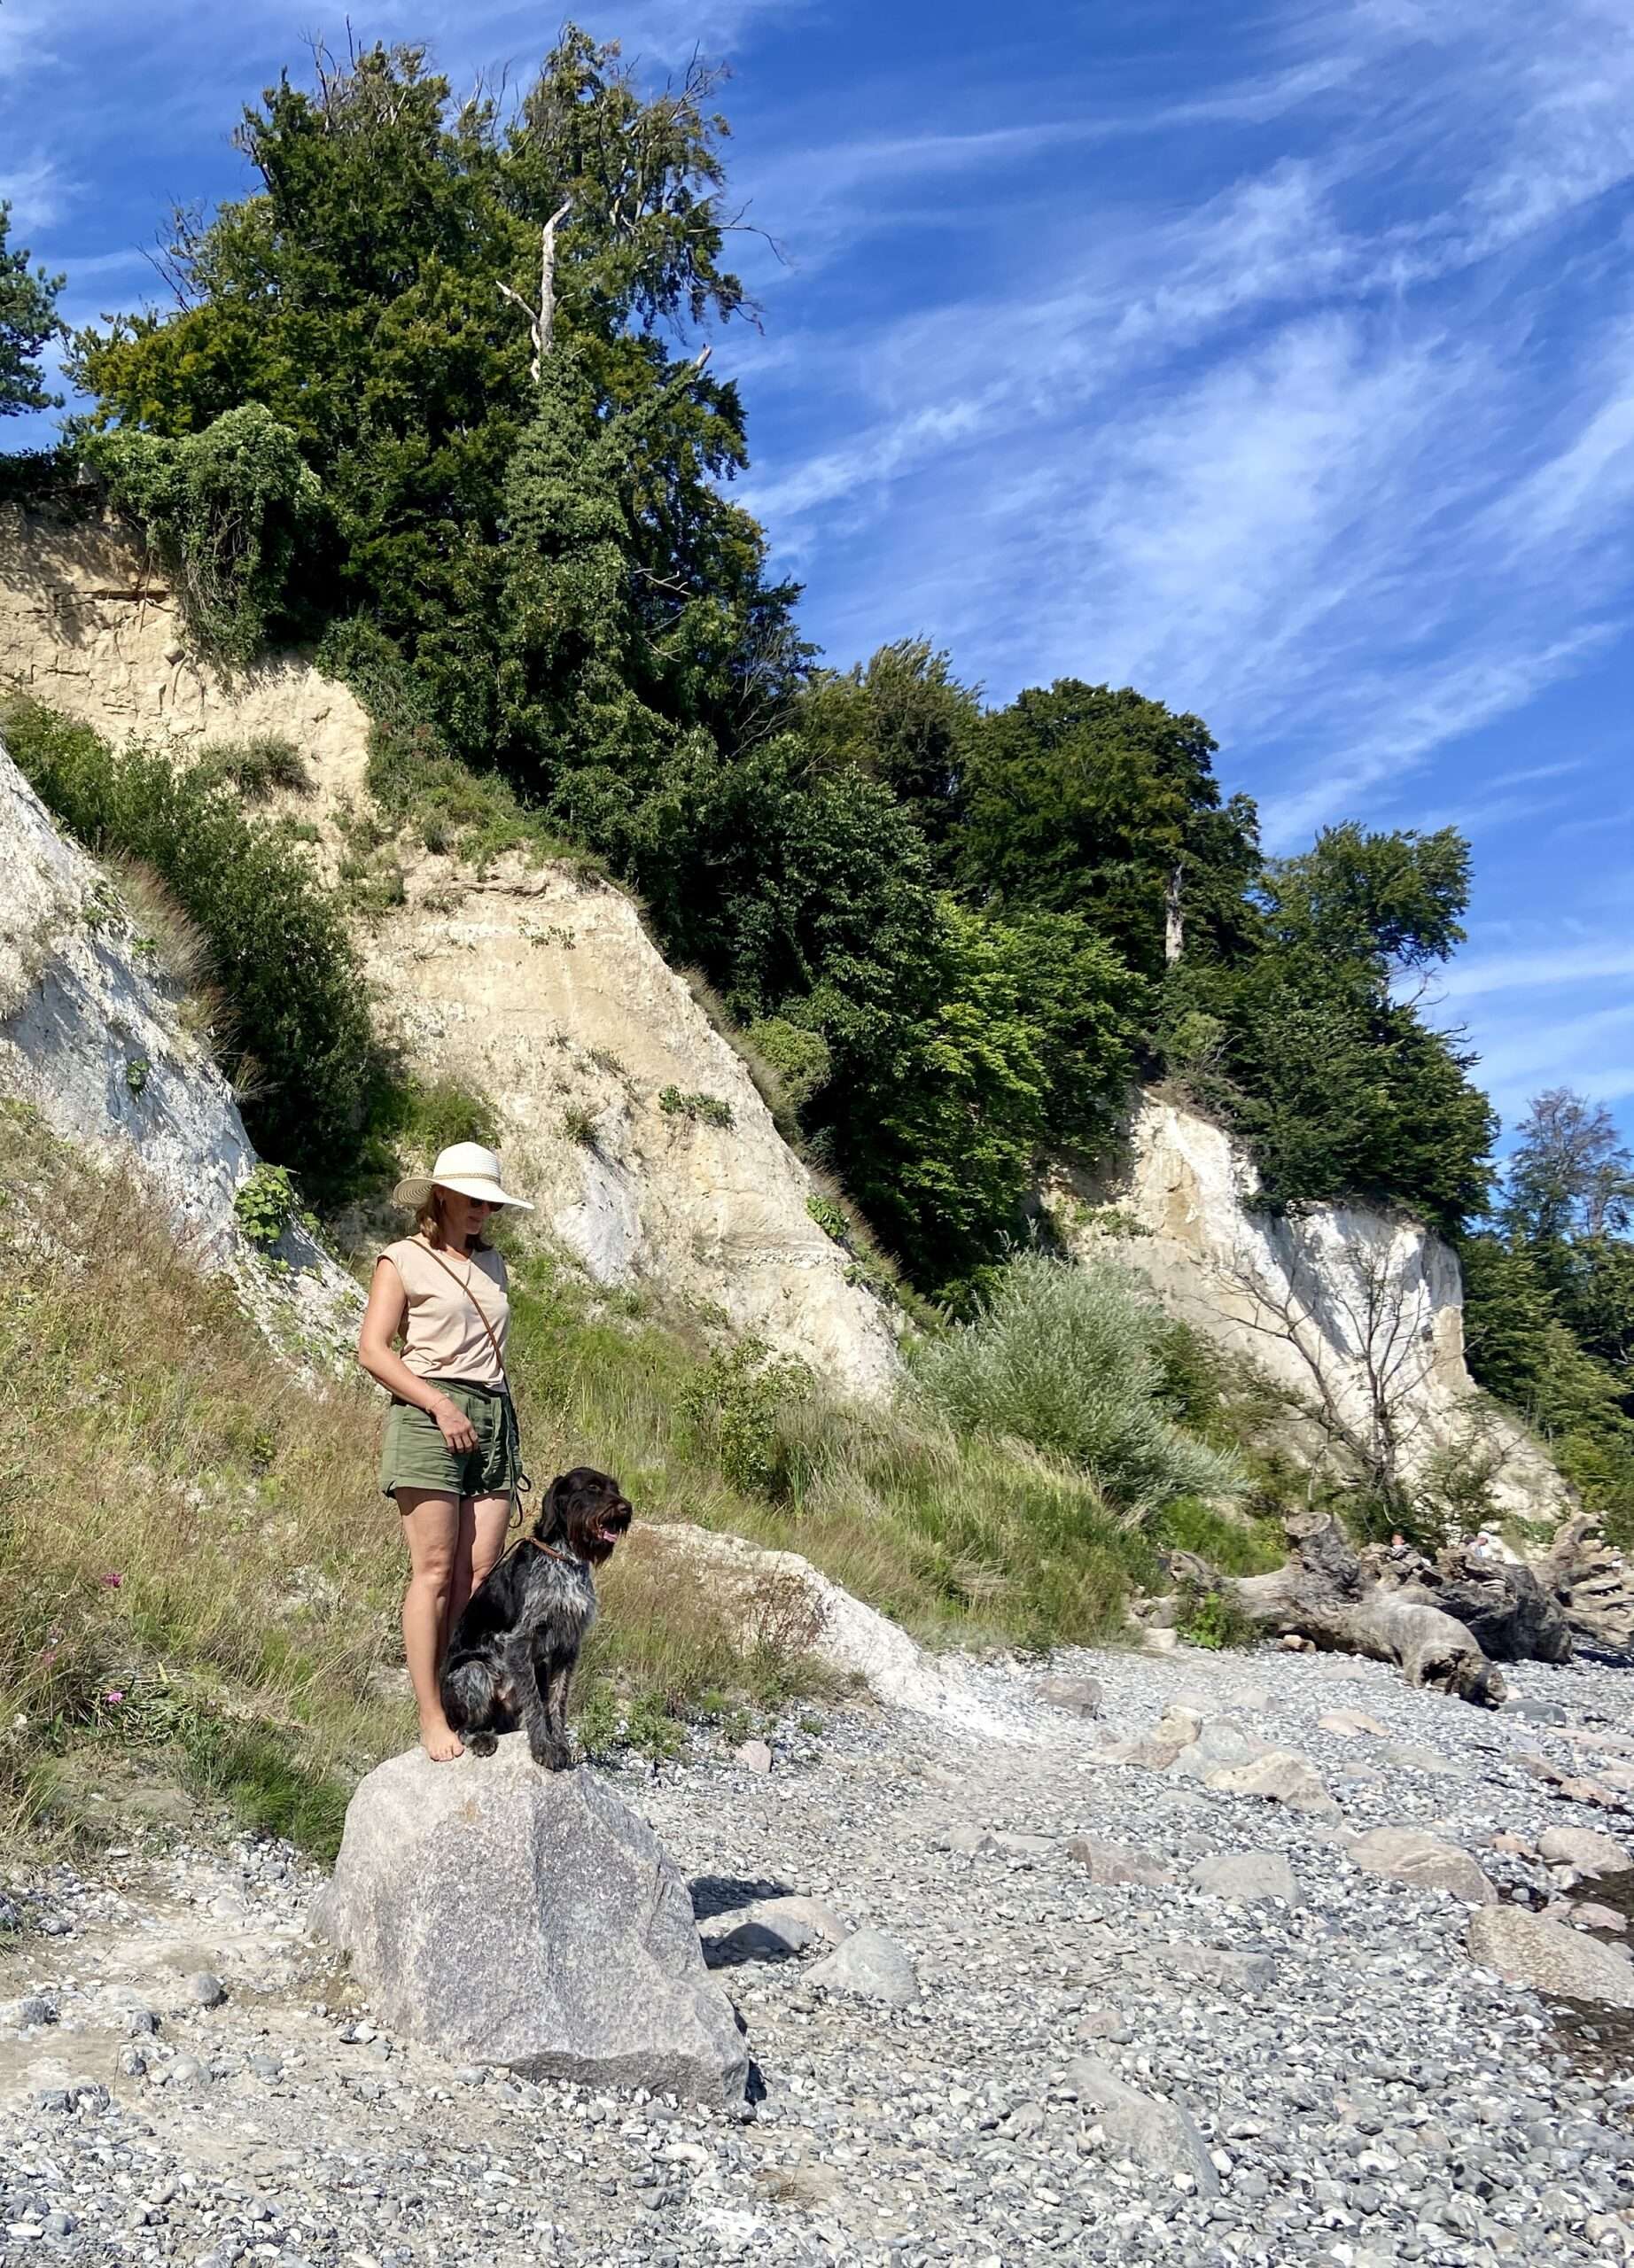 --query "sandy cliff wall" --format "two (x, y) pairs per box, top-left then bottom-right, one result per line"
(0, 507), (899, 1396)
(1044, 1095), (1571, 1521)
